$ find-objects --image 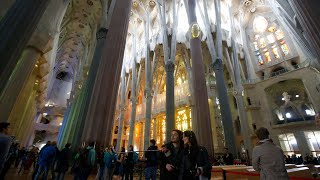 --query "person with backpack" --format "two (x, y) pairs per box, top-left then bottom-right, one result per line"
(115, 147), (126, 180)
(96, 146), (106, 180)
(79, 142), (96, 180)
(124, 145), (136, 180)
(104, 145), (117, 180)
(34, 142), (57, 180)
(179, 130), (212, 180)
(145, 139), (158, 180)
(55, 143), (71, 180)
